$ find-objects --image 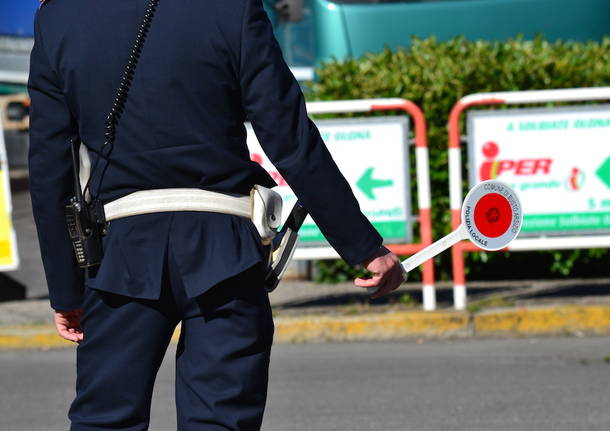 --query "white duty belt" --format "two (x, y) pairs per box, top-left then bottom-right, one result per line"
(78, 144), (298, 293)
(102, 186), (283, 245)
